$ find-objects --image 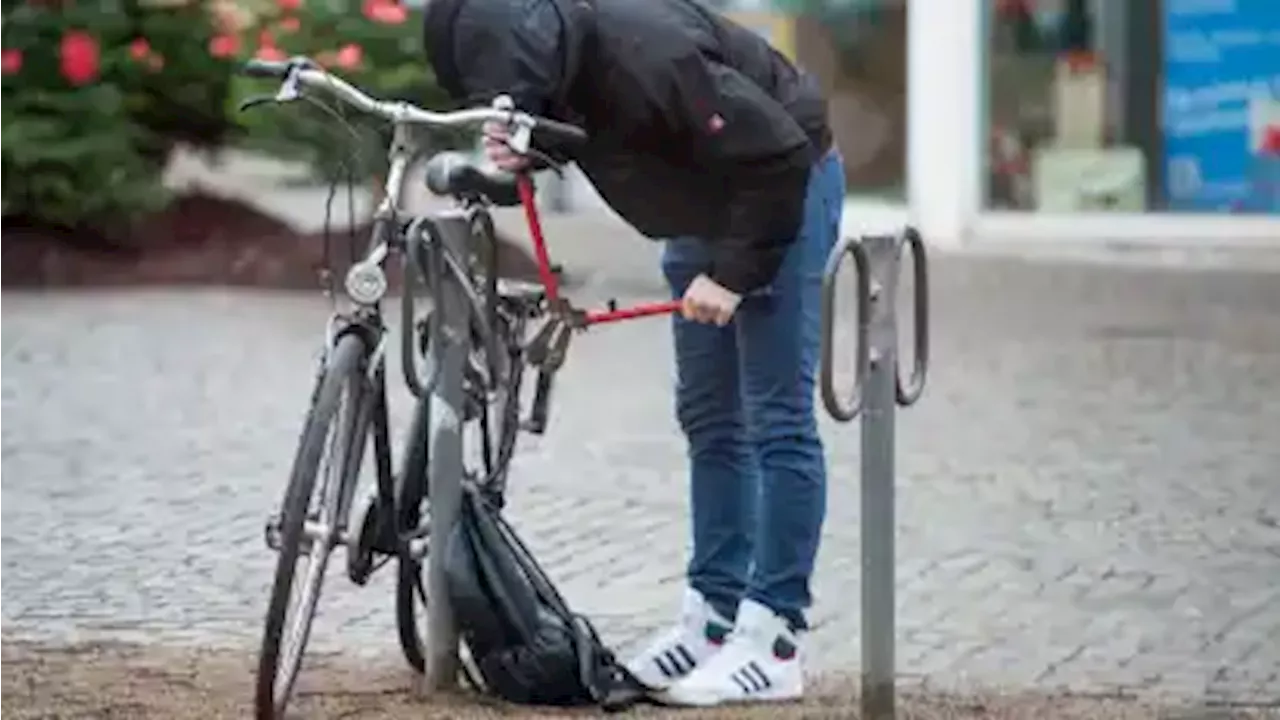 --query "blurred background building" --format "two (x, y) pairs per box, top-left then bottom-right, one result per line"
(712, 0), (1280, 248)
